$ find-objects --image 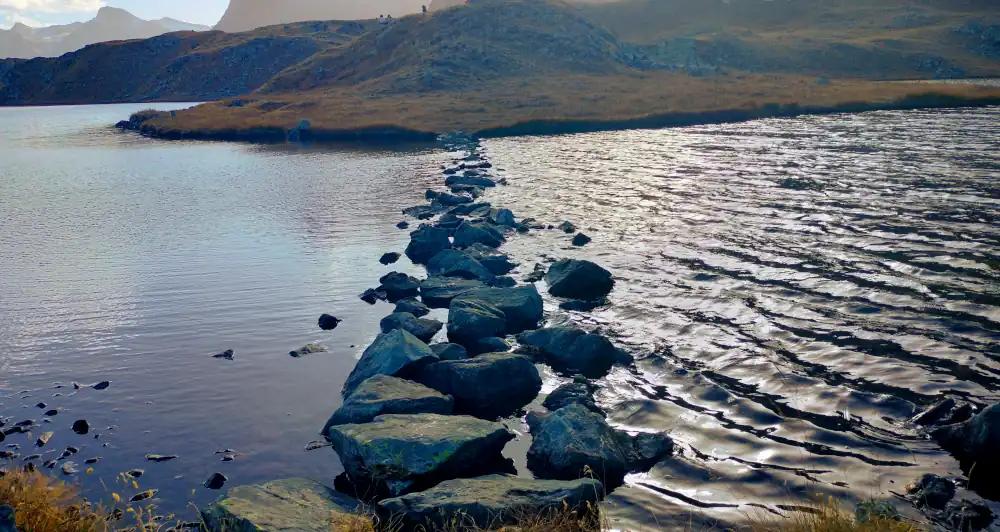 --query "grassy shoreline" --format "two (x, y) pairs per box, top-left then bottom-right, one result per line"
(123, 75), (1000, 143)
